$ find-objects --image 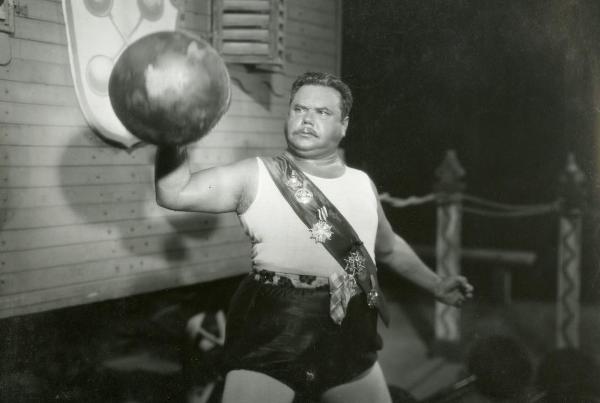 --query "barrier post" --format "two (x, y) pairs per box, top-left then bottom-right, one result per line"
(556, 153), (586, 348)
(433, 150), (465, 356)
